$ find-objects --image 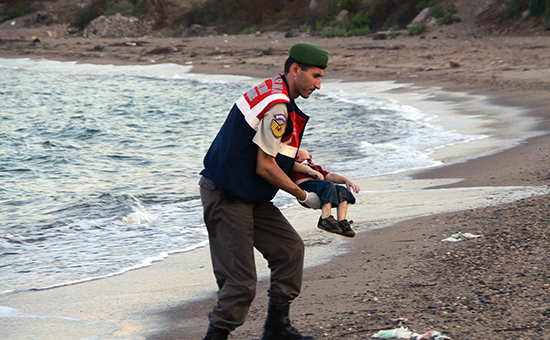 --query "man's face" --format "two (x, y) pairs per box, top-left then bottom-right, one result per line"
(291, 65), (324, 99)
